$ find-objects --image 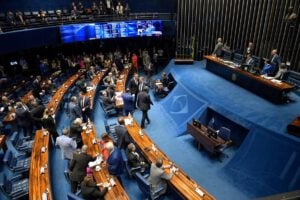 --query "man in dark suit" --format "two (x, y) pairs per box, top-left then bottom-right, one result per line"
(106, 141), (124, 185)
(15, 101), (33, 137)
(114, 125), (129, 149)
(122, 88), (134, 115)
(32, 75), (42, 100)
(270, 49), (281, 77)
(69, 96), (82, 123)
(79, 91), (91, 123)
(69, 145), (93, 193)
(137, 86), (153, 129)
(70, 118), (83, 148)
(101, 91), (115, 110)
(128, 73), (139, 108)
(30, 100), (45, 129)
